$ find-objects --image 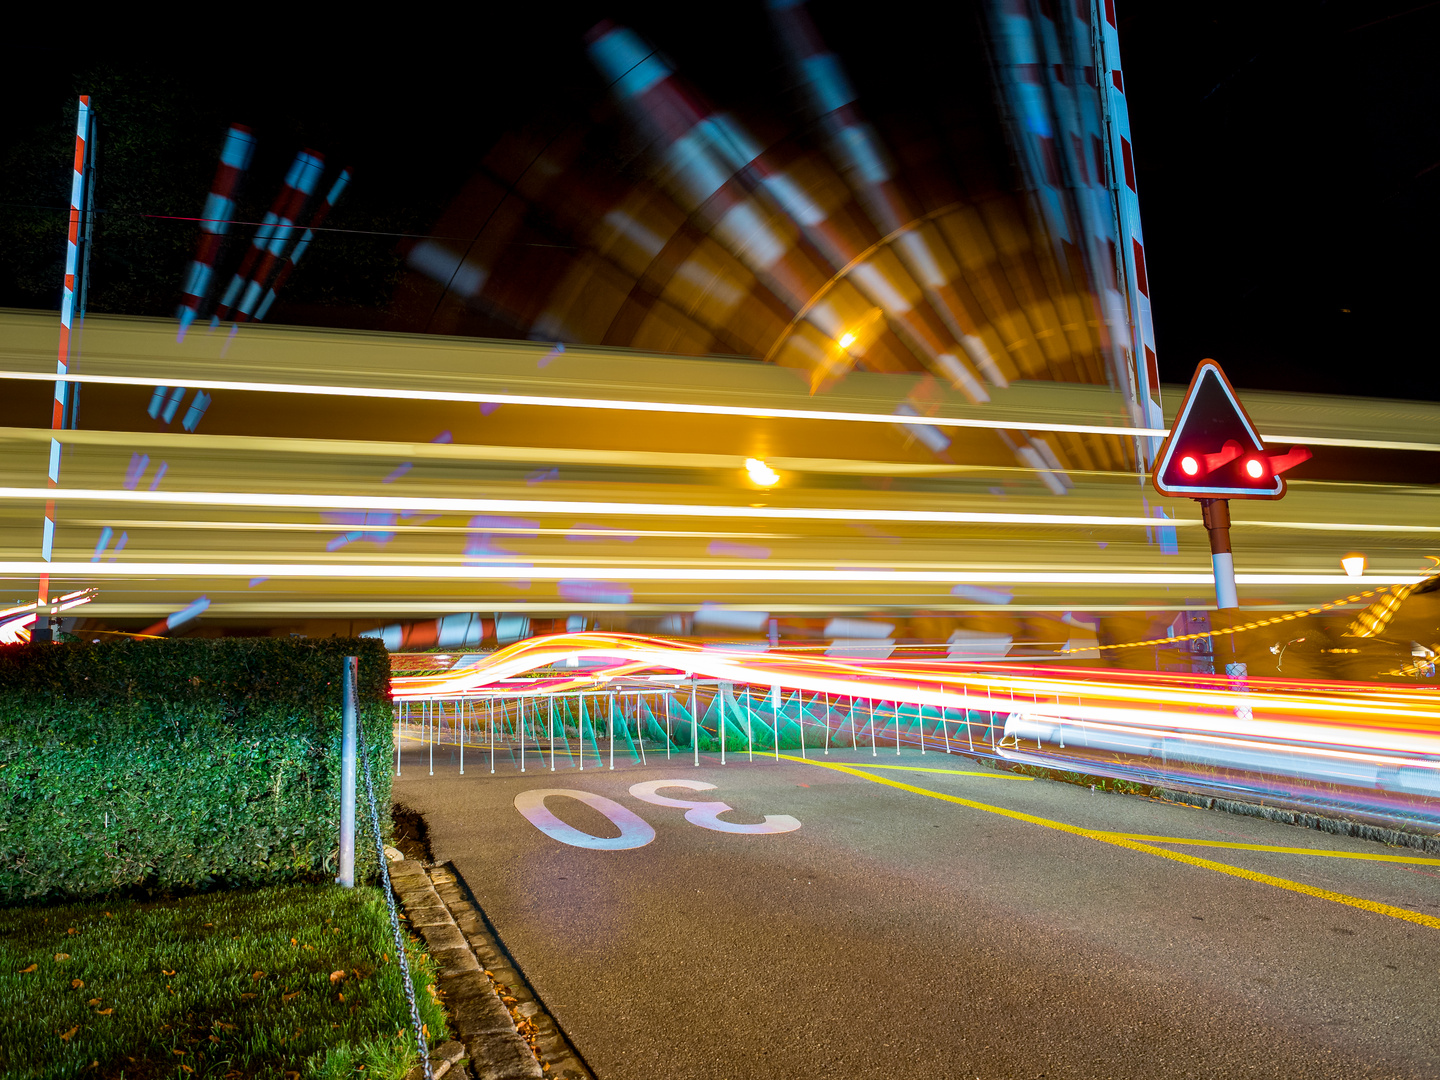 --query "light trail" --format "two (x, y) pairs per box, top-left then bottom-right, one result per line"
(0, 485), (1192, 527)
(388, 632), (1440, 829)
(0, 487), (1429, 541)
(1, 368), (1434, 452)
(0, 560), (1417, 587)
